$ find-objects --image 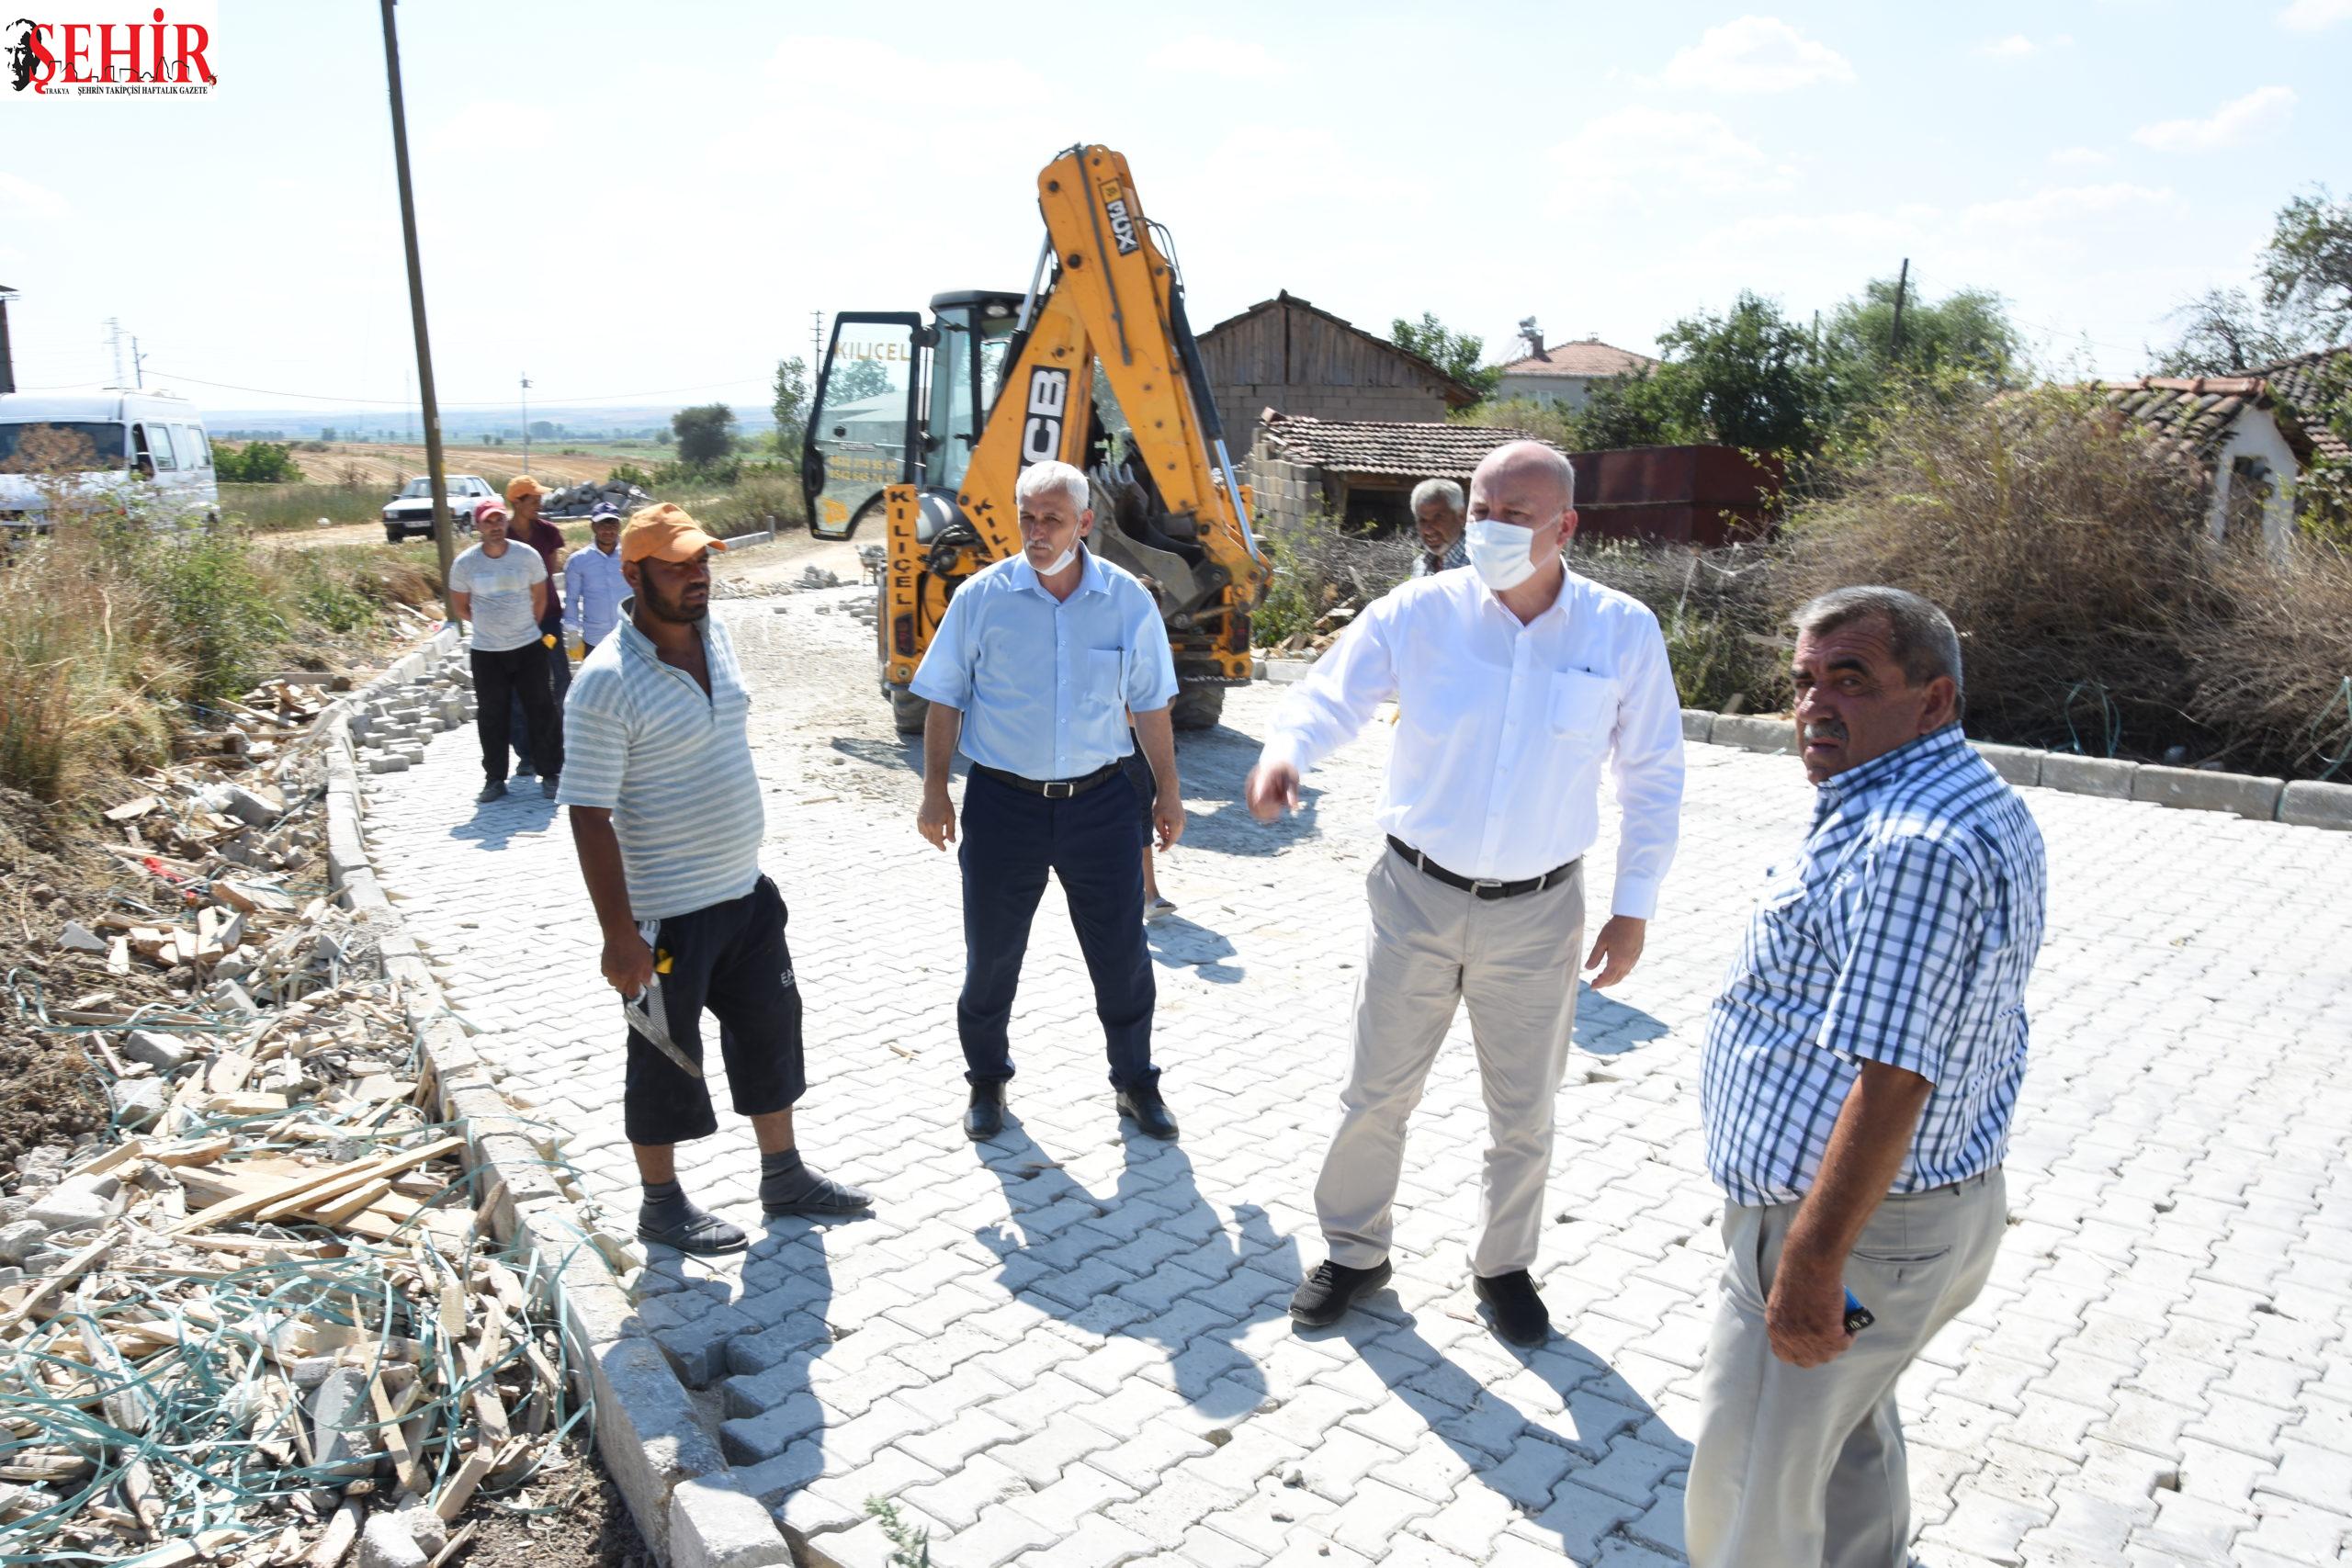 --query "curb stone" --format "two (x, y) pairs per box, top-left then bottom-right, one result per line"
(1259, 667), (2345, 829)
(316, 626), (784, 1567)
